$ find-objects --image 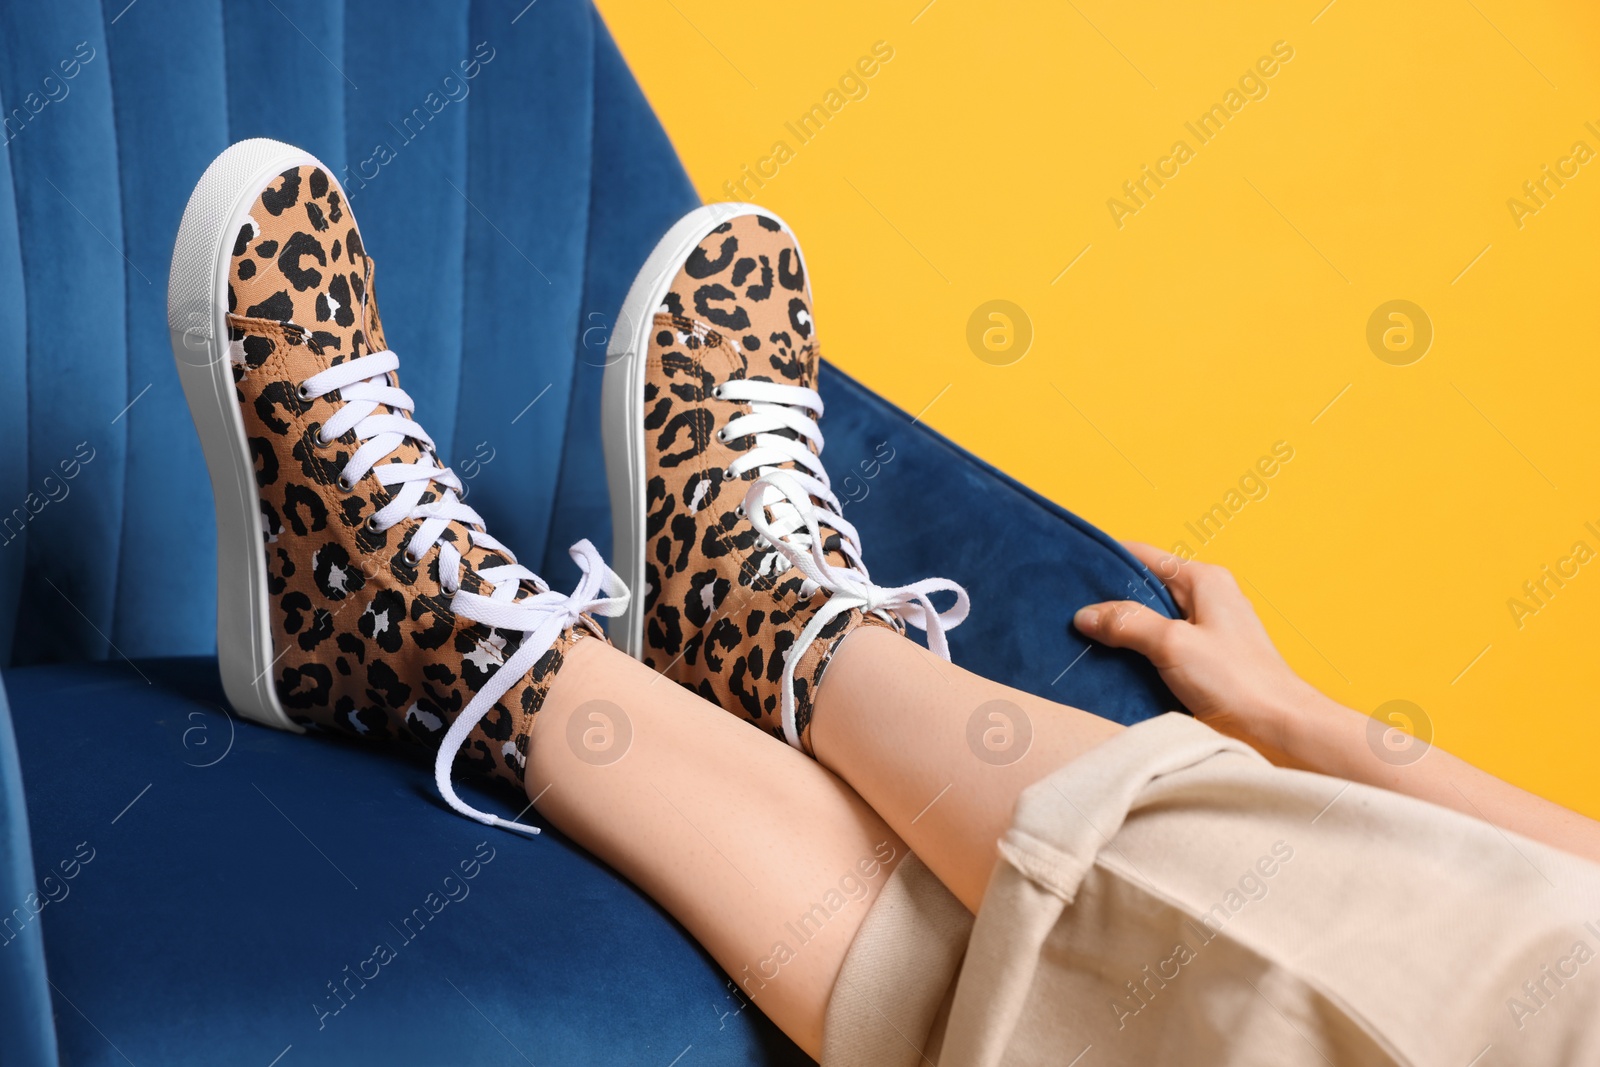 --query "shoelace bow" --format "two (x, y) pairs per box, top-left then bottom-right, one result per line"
(301, 351), (629, 834)
(715, 377), (970, 748)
